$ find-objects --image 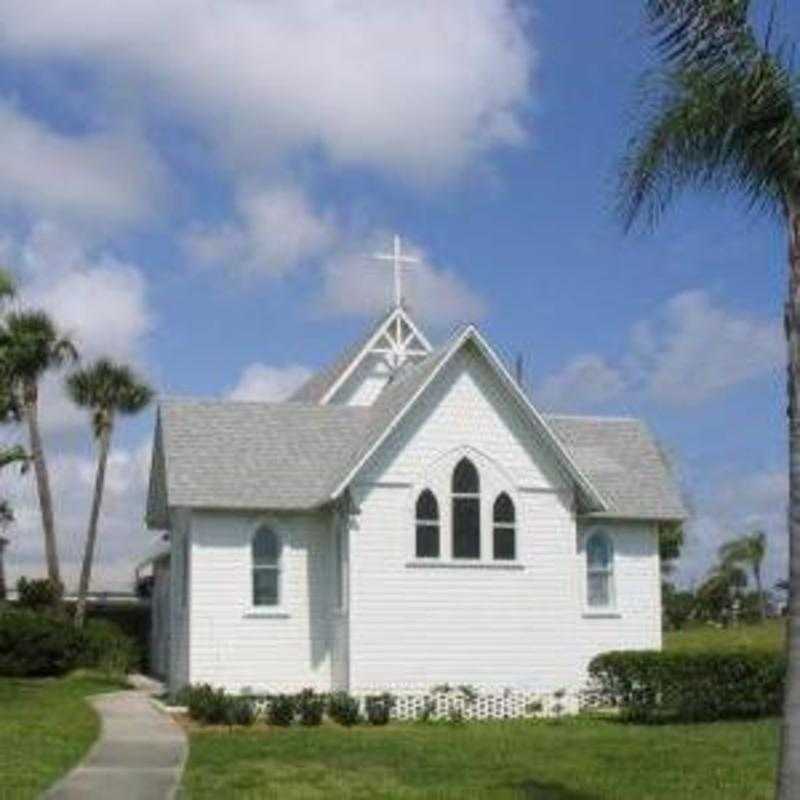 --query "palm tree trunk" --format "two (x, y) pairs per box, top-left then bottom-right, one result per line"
(777, 207), (800, 798)
(754, 562), (766, 621)
(24, 385), (60, 586)
(74, 422), (112, 629)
